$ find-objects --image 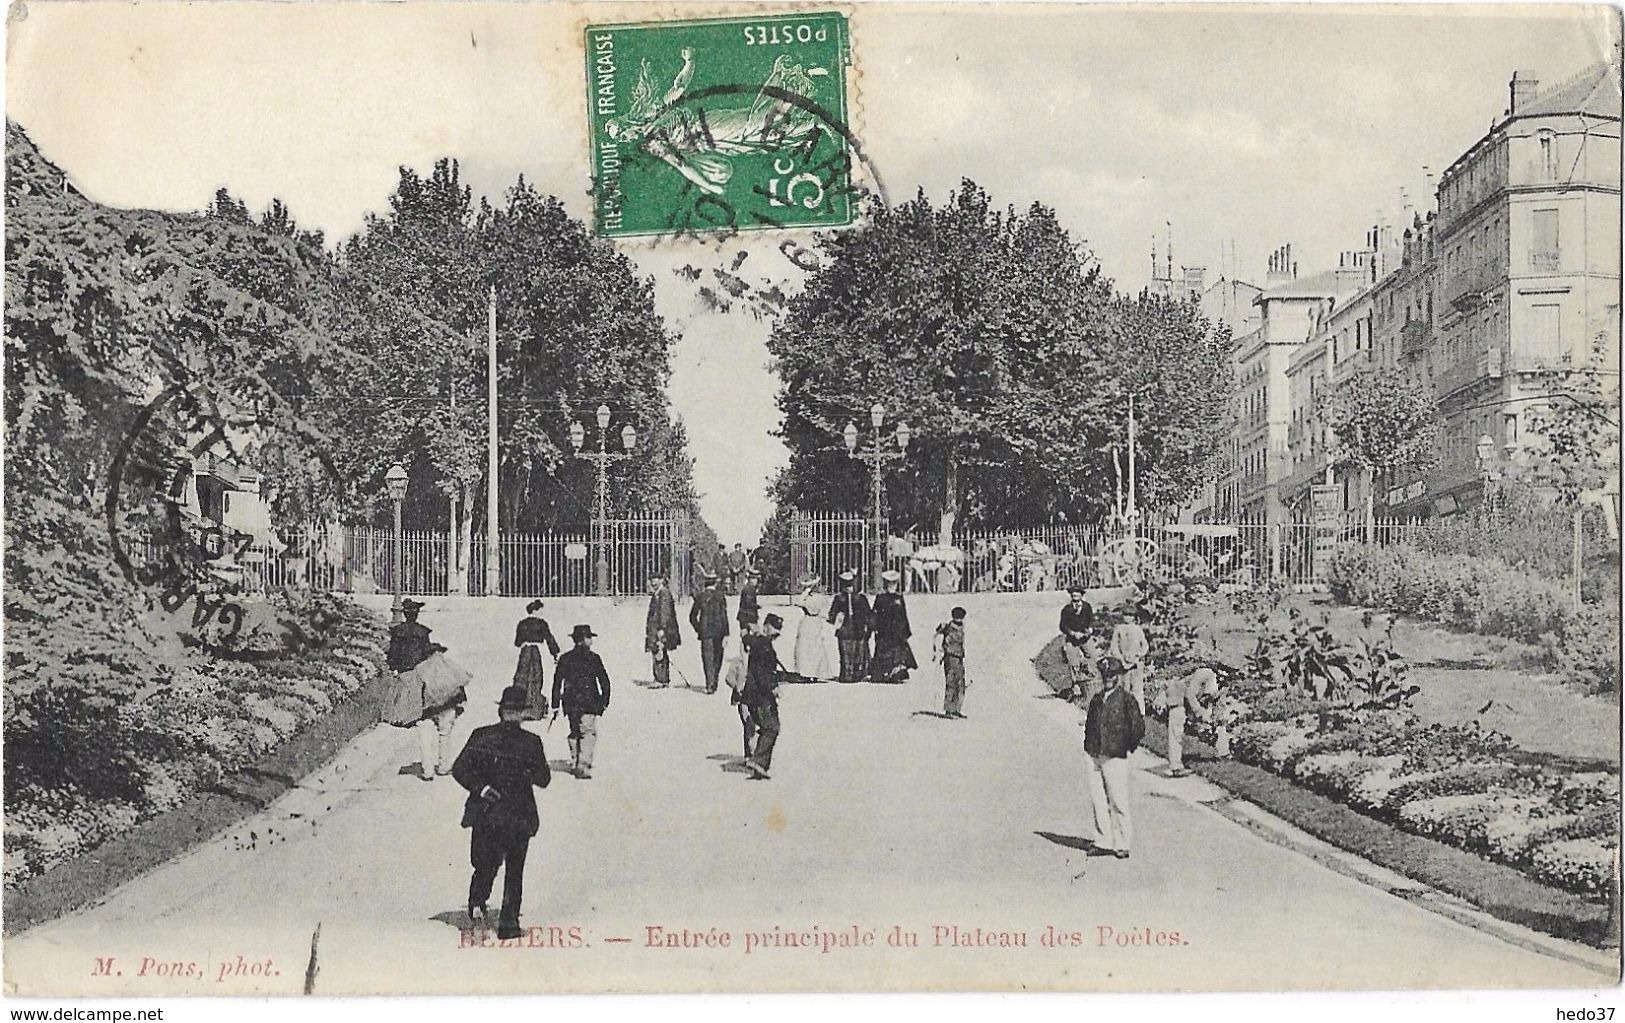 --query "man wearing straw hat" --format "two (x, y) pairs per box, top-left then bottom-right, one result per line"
(688, 568), (730, 693)
(827, 569), (872, 683)
(1081, 655), (1144, 859)
(551, 625), (612, 779)
(1058, 585), (1100, 704)
(451, 683), (550, 940)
